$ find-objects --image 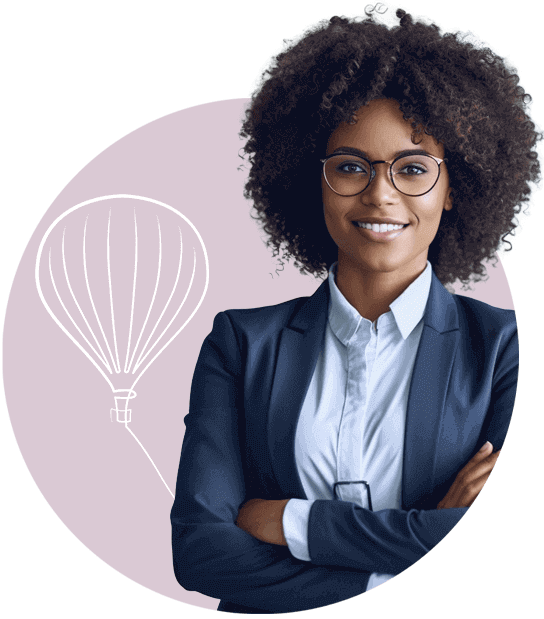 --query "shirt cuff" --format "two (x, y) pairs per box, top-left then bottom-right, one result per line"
(282, 498), (315, 562)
